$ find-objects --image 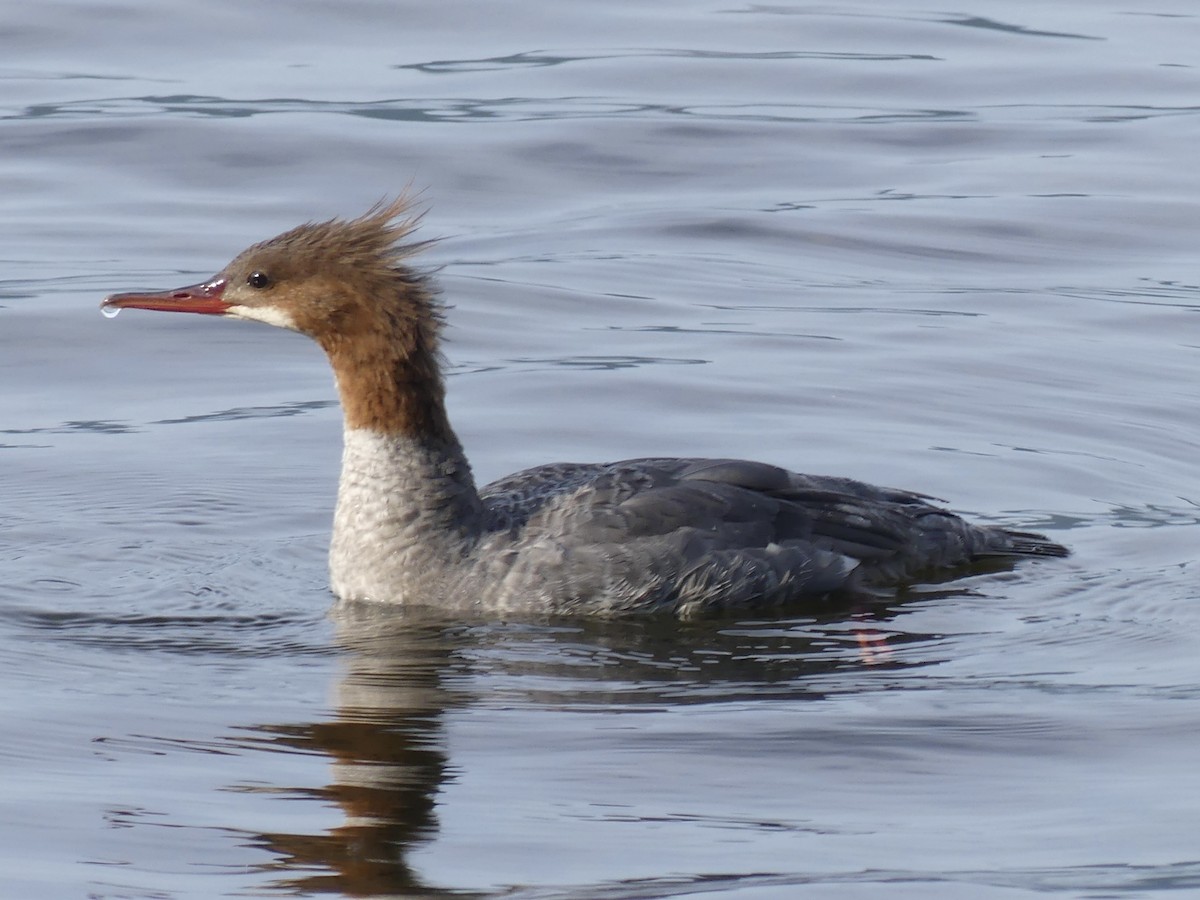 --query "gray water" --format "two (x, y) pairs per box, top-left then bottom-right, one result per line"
(3, 1), (1199, 897)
